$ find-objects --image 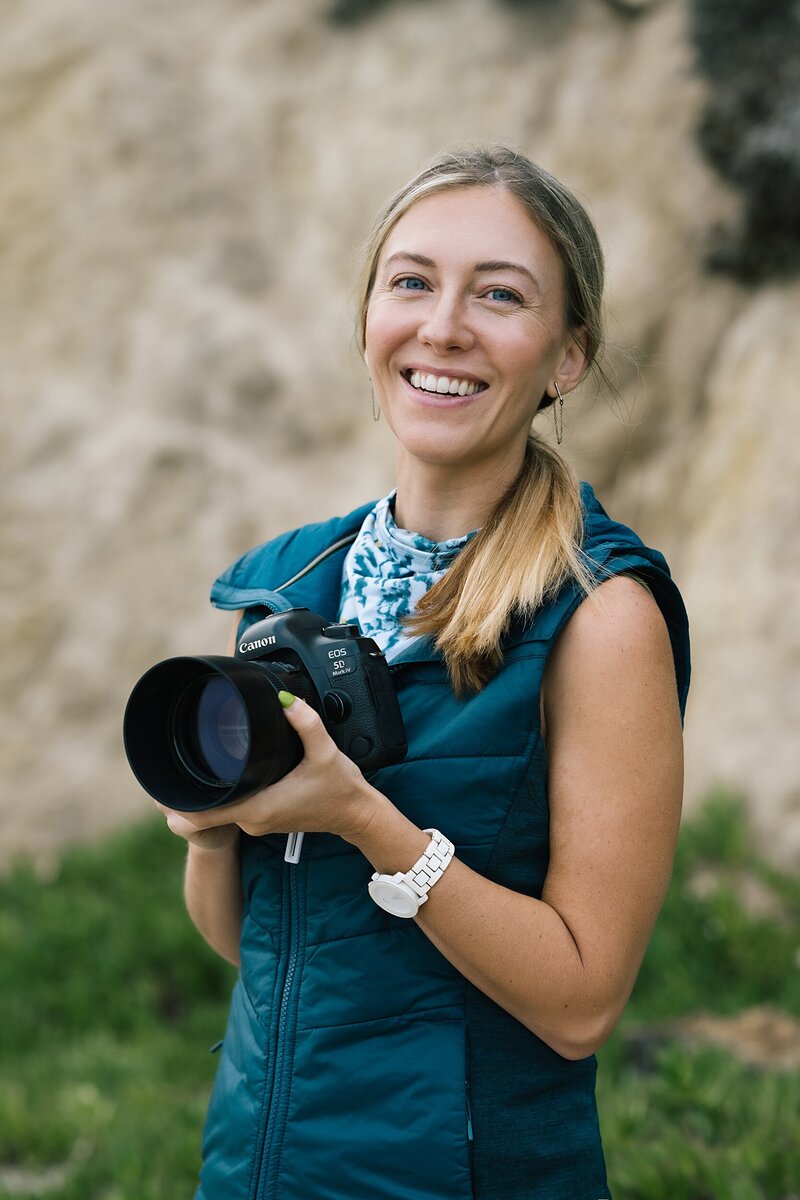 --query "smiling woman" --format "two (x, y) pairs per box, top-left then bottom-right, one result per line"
(155, 145), (690, 1200)
(357, 158), (607, 694)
